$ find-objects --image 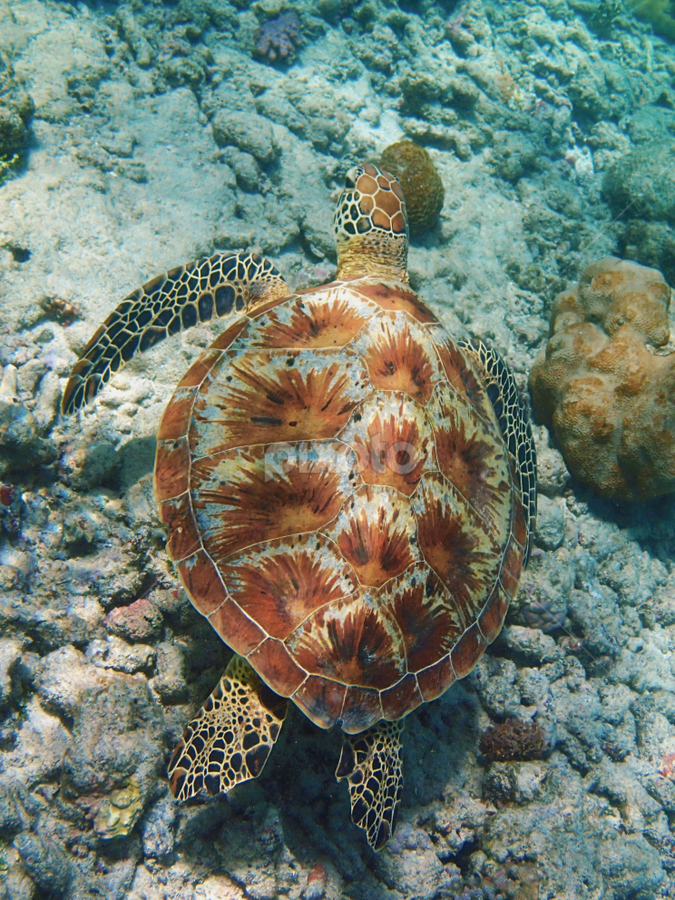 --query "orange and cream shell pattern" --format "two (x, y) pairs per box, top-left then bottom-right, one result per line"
(154, 273), (528, 736)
